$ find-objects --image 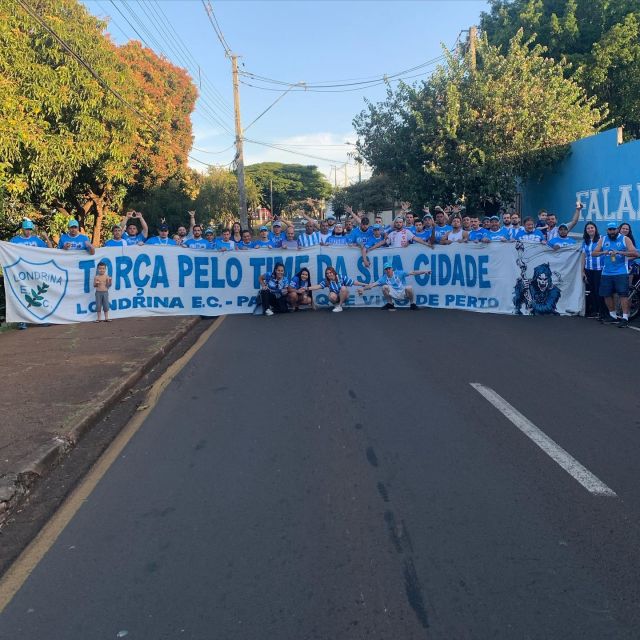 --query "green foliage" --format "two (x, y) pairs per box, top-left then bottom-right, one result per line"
(245, 163), (333, 216)
(331, 175), (395, 217)
(481, 0), (640, 137)
(354, 32), (604, 212)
